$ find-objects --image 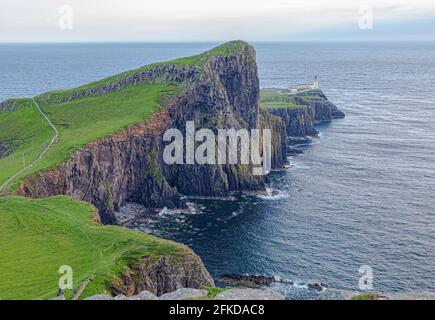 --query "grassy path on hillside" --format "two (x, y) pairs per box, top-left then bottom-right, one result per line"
(0, 98), (58, 195)
(0, 196), (182, 300)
